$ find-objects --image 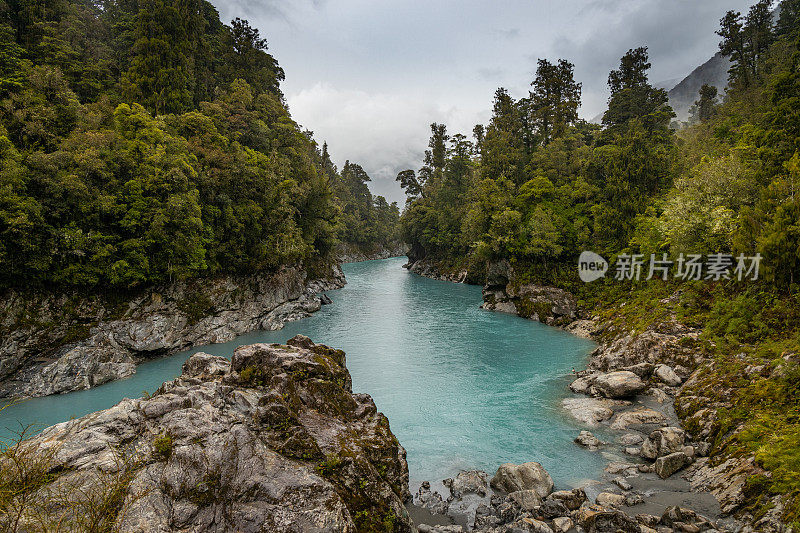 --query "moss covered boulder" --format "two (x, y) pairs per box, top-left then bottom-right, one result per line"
(3, 335), (412, 532)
